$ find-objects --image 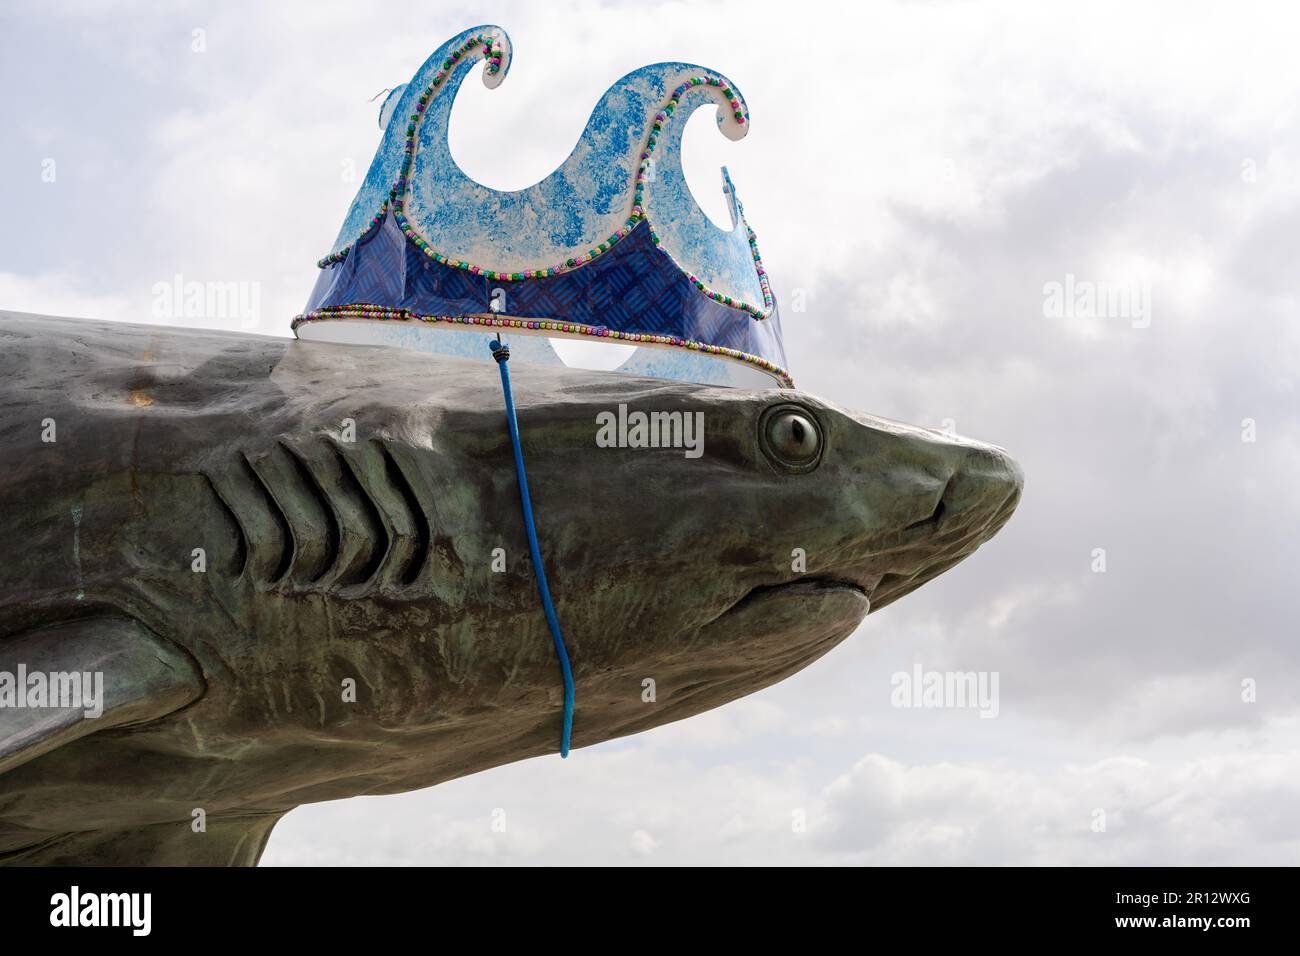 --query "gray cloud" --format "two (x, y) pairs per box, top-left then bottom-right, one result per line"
(3, 0), (1296, 864)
